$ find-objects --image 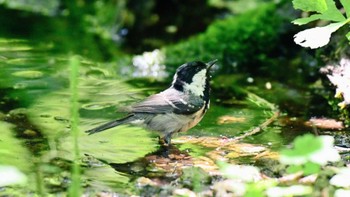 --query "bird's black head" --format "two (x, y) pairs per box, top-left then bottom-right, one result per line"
(171, 60), (217, 97)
